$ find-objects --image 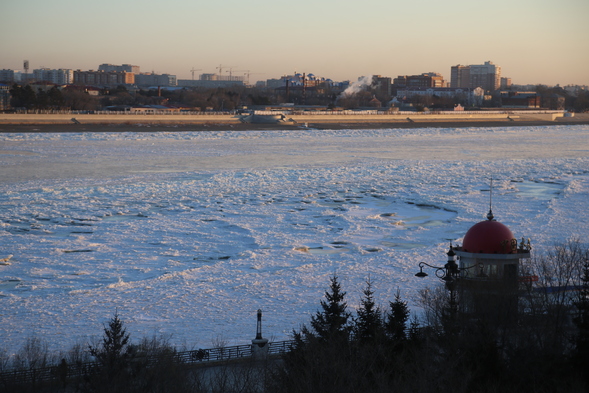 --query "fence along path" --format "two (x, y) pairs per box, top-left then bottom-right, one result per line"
(0, 340), (294, 386)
